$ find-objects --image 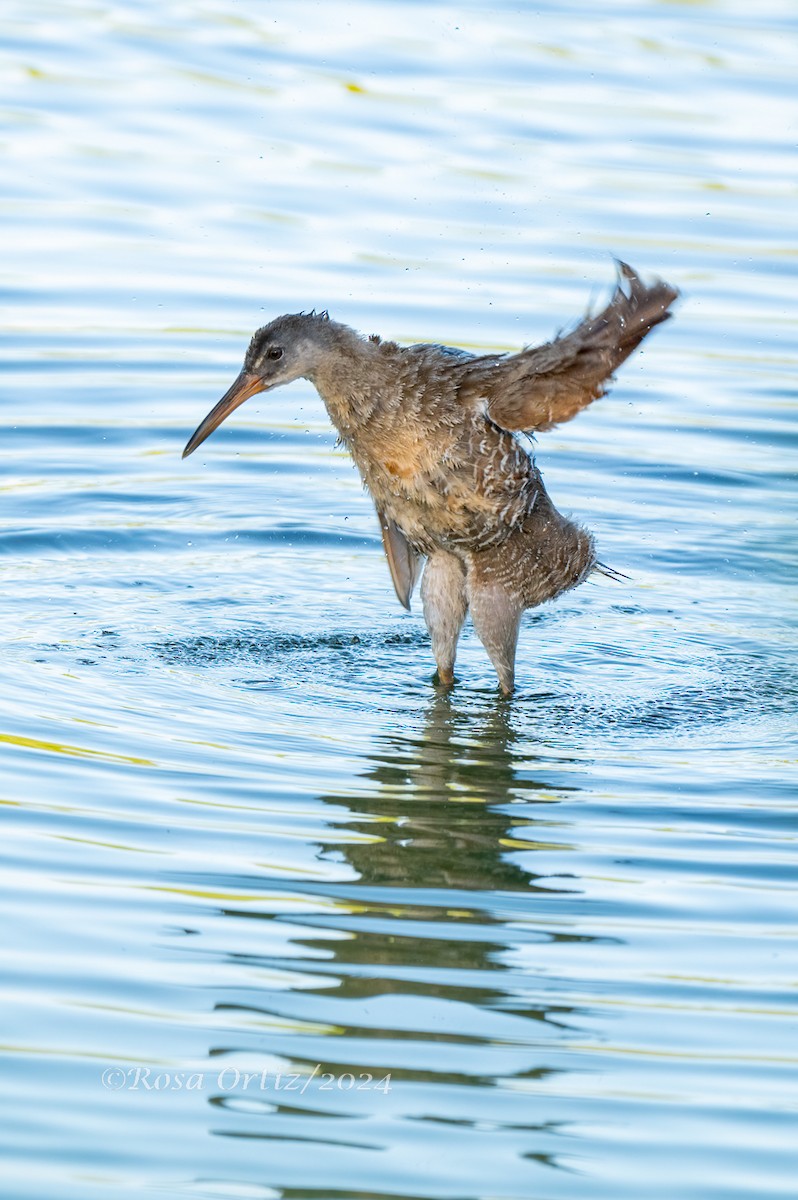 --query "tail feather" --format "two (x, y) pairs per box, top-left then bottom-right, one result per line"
(592, 560), (630, 583)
